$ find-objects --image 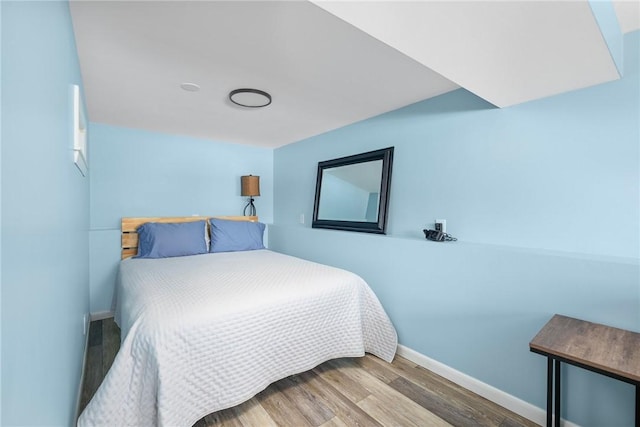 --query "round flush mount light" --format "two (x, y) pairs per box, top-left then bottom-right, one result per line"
(180, 82), (200, 92)
(229, 88), (272, 108)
